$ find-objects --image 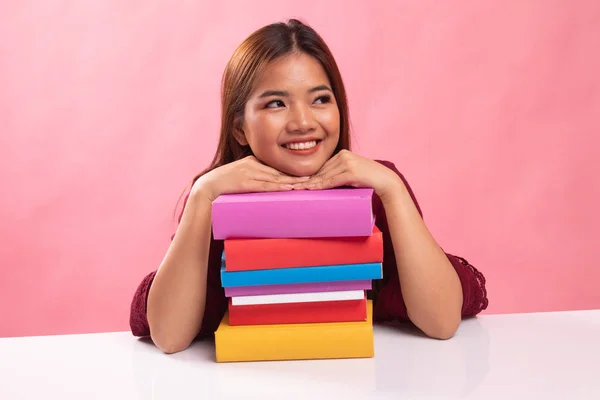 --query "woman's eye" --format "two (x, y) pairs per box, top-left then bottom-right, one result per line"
(265, 100), (285, 108)
(314, 95), (331, 104)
